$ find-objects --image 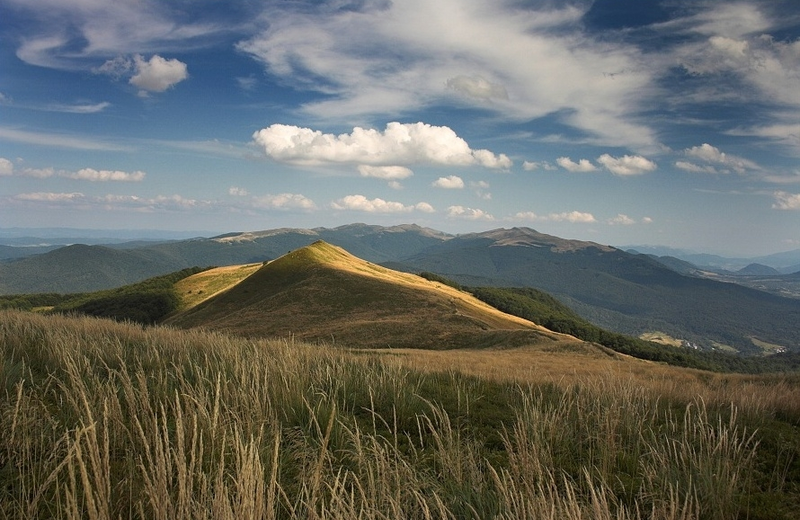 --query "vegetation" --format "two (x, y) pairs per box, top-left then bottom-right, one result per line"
(48, 267), (207, 324)
(1, 310), (799, 519)
(468, 286), (800, 373)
